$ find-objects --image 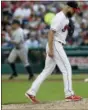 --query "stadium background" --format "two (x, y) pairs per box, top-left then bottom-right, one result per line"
(1, 1), (88, 106)
(1, 1), (88, 73)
